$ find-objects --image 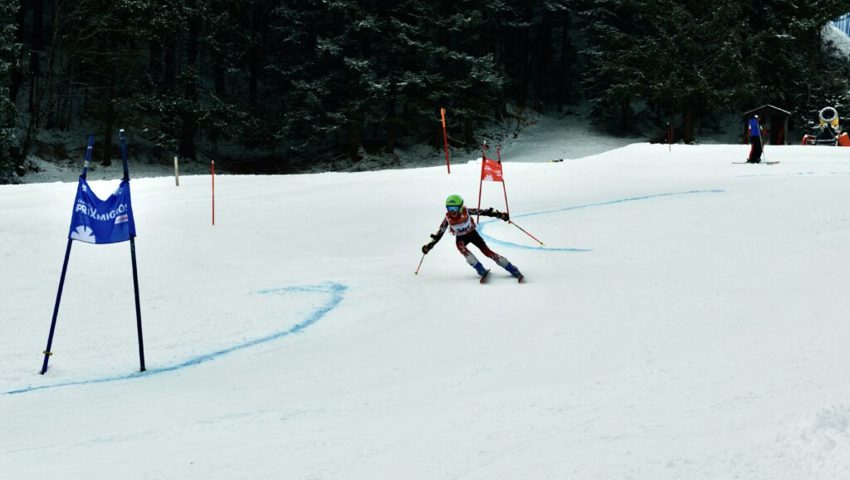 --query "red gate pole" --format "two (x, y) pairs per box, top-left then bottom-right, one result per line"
(476, 142), (487, 223)
(440, 107), (451, 174)
(496, 145), (544, 246)
(497, 146), (510, 216)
